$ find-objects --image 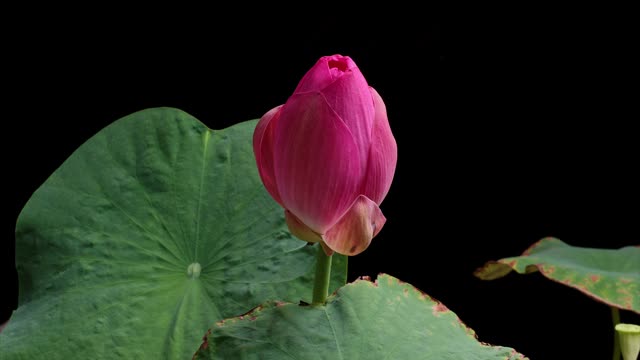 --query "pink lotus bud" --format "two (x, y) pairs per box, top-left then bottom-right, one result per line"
(253, 55), (397, 256)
